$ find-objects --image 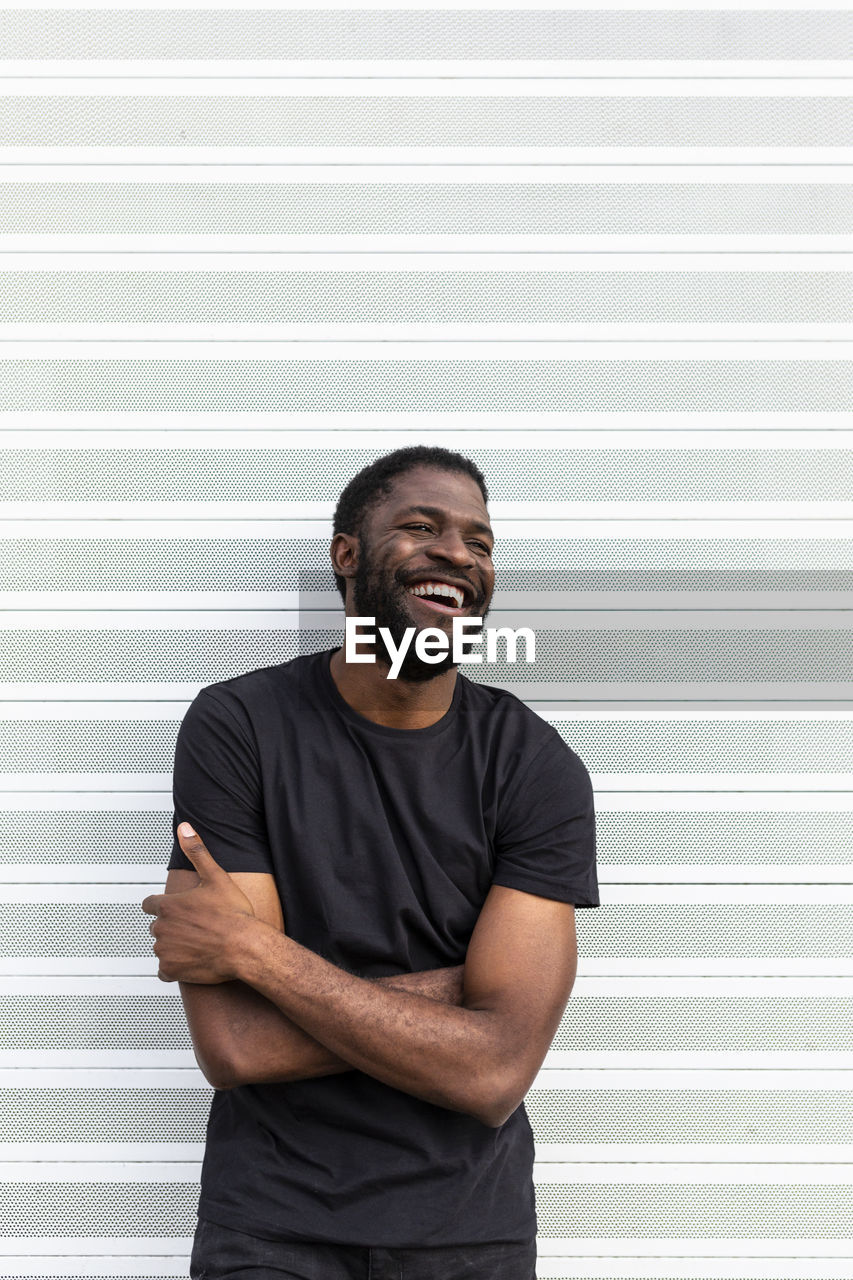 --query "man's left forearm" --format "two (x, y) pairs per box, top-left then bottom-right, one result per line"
(184, 962), (465, 1089)
(229, 914), (514, 1126)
